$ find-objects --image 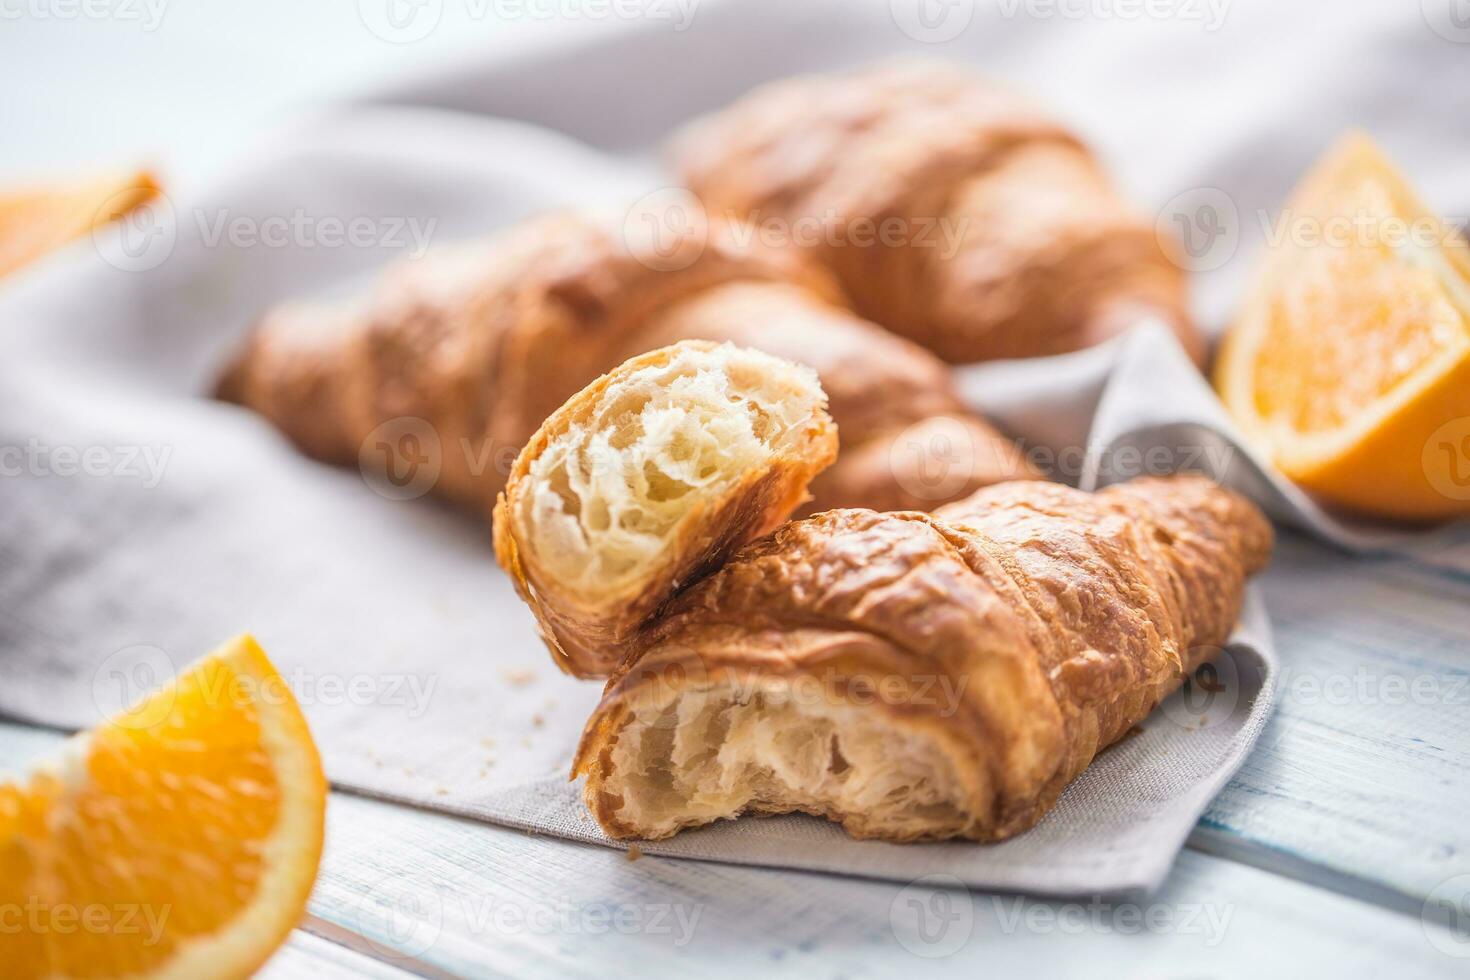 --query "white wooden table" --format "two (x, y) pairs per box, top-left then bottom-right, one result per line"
(5, 530), (1468, 978)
